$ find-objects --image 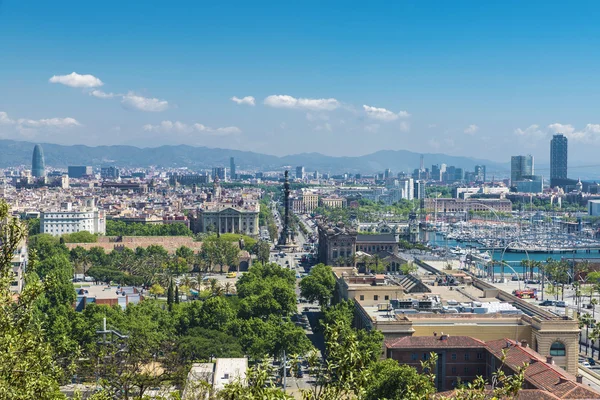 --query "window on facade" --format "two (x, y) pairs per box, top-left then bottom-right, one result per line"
(451, 366), (456, 374)
(374, 295), (379, 301)
(464, 367), (469, 374)
(411, 353), (417, 361)
(464, 353), (470, 361)
(359, 295), (364, 301)
(550, 341), (566, 356)
(451, 353), (457, 360)
(423, 353), (429, 360)
(477, 352), (483, 360)
(384, 295), (389, 300)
